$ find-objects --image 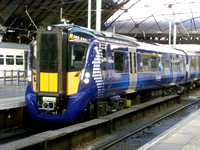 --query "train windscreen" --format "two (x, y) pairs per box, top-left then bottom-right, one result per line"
(68, 43), (87, 71)
(39, 34), (58, 73)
